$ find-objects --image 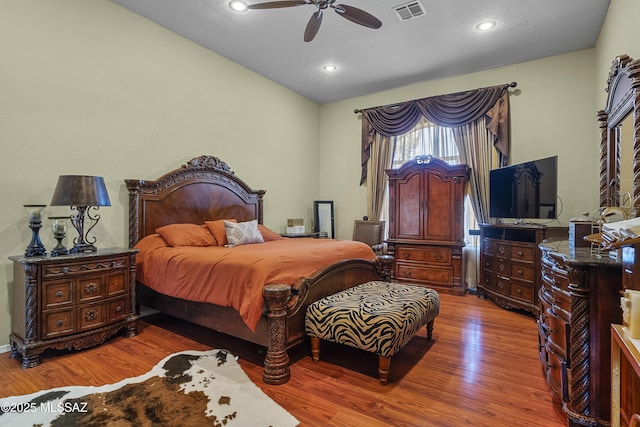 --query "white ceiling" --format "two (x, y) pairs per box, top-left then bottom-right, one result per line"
(110, 0), (610, 104)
